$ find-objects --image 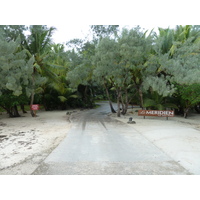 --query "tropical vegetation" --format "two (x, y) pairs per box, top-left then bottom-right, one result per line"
(0, 25), (200, 118)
